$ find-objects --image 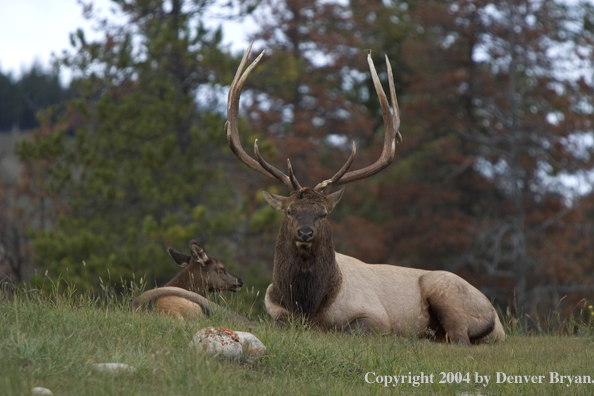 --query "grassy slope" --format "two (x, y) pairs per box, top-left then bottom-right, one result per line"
(1, 287), (594, 396)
